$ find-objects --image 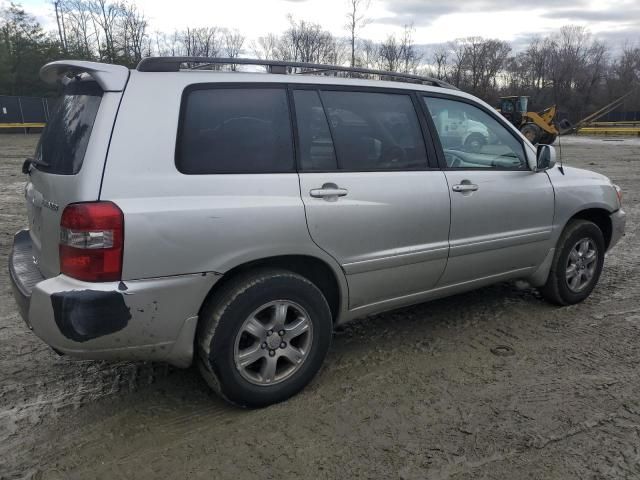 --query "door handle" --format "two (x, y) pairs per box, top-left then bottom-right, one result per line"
(452, 183), (479, 193)
(310, 183), (348, 201)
